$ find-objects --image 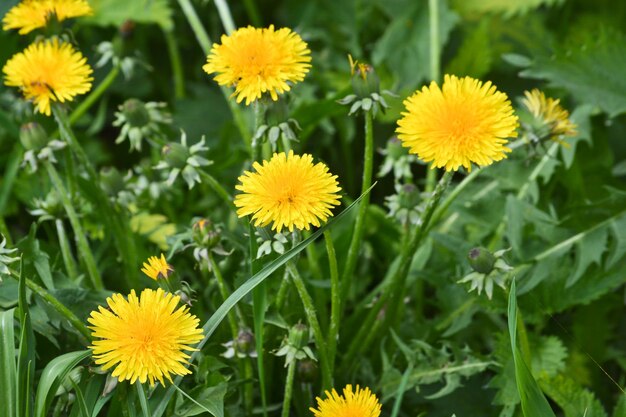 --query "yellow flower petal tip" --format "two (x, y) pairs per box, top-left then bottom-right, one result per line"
(310, 384), (382, 417)
(3, 0), (93, 35)
(234, 151), (341, 233)
(88, 288), (204, 387)
(396, 74), (519, 172)
(203, 25), (312, 105)
(522, 89), (577, 141)
(141, 253), (174, 280)
(2, 38), (93, 116)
